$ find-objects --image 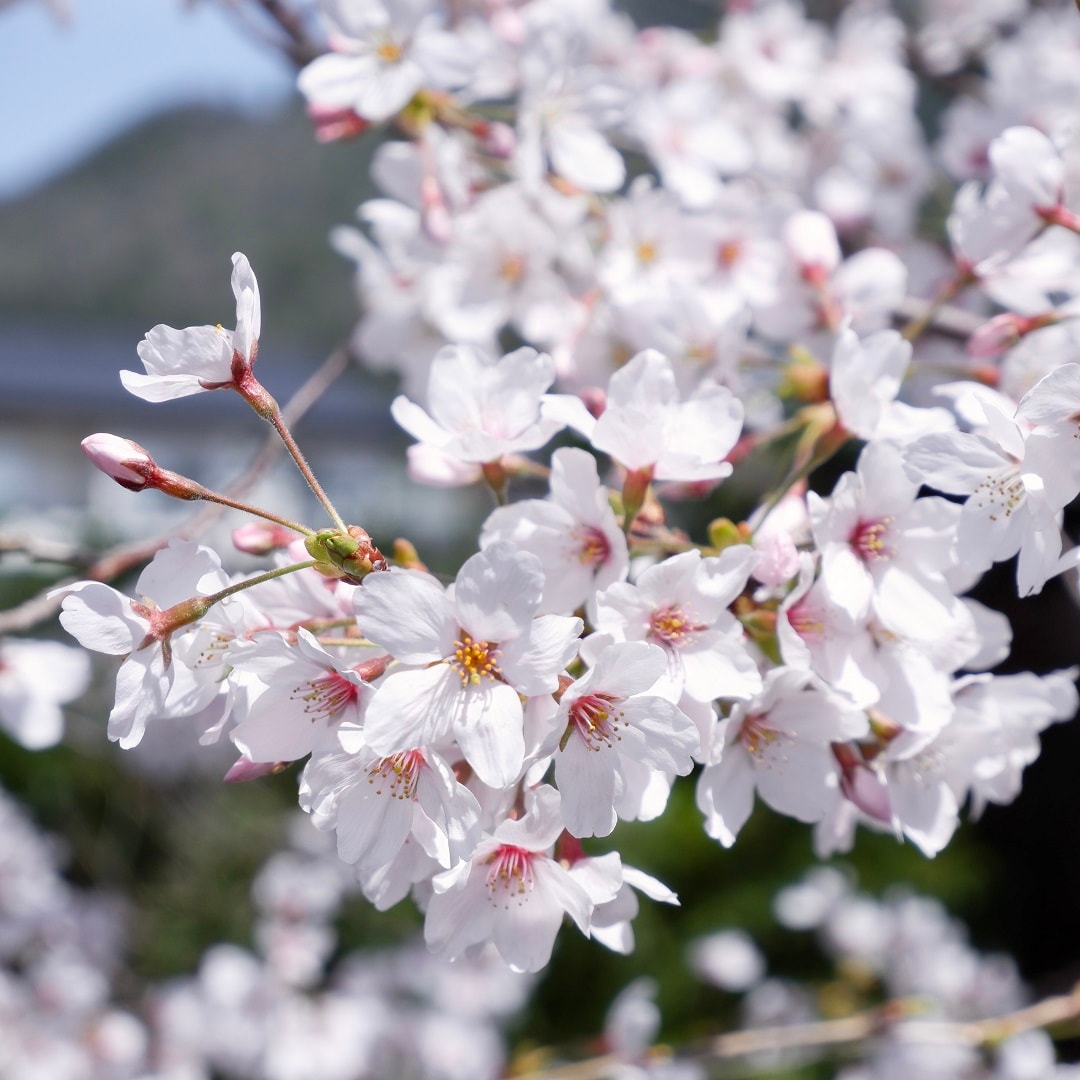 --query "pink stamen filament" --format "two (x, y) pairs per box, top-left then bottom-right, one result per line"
(649, 604), (706, 648)
(485, 845), (536, 901)
(292, 670), (359, 721)
(569, 693), (626, 751)
(740, 713), (779, 757)
(849, 518), (893, 562)
(367, 750), (425, 800)
(573, 525), (611, 568)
